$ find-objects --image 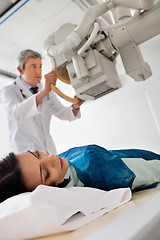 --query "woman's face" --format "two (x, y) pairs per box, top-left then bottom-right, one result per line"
(16, 151), (69, 191)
